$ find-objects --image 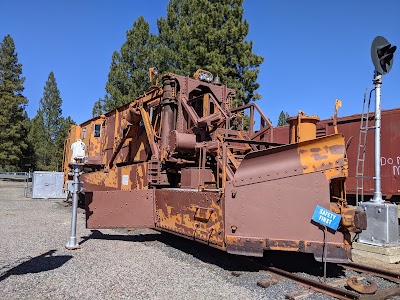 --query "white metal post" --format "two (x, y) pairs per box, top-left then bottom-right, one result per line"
(65, 164), (82, 249)
(372, 72), (383, 203)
